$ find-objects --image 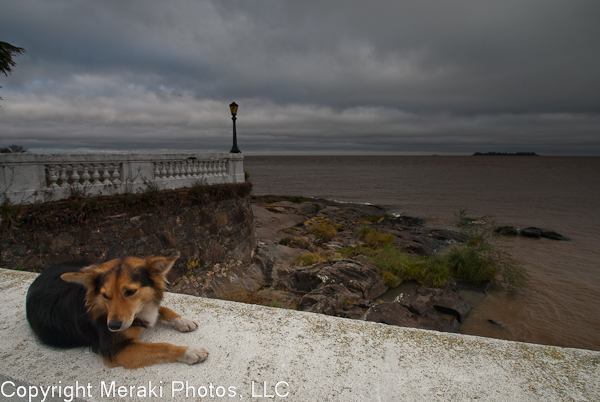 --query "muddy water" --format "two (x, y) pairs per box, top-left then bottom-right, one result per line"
(244, 155), (600, 351)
